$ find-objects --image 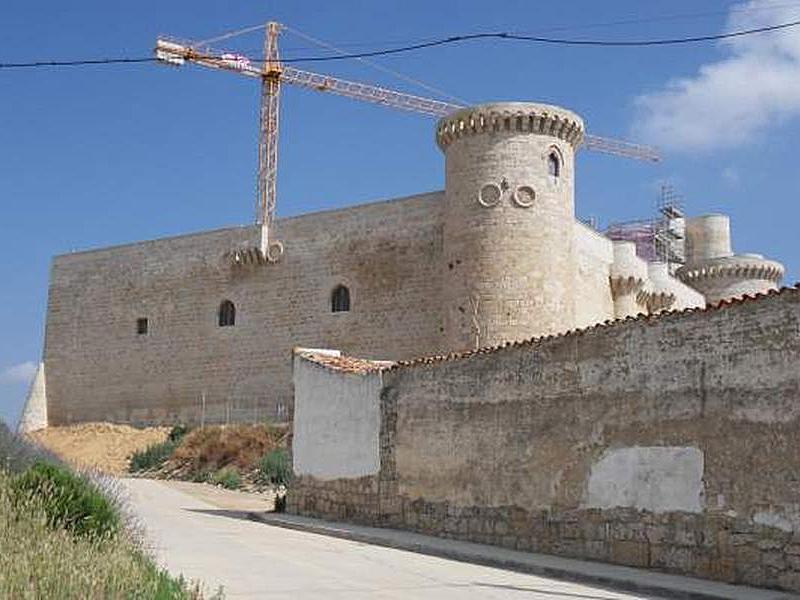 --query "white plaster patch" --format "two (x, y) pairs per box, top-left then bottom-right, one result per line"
(584, 446), (704, 514)
(292, 354), (381, 480)
(753, 510), (800, 533)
